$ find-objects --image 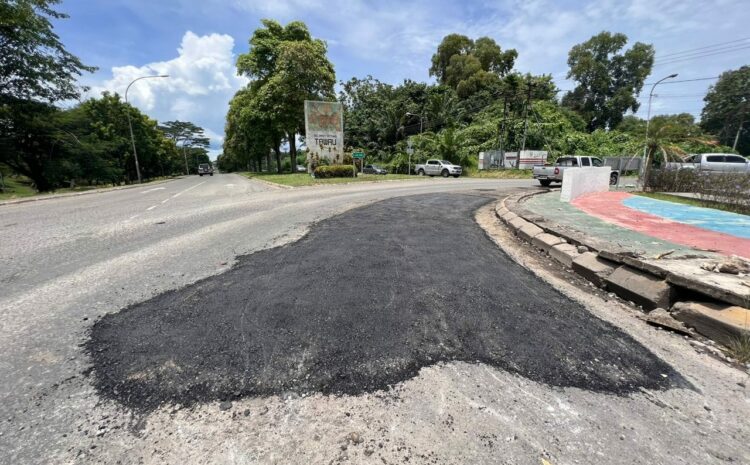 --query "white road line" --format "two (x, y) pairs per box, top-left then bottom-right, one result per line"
(129, 215), (140, 220)
(140, 187), (166, 194)
(161, 199), (169, 204)
(146, 205), (157, 211)
(171, 180), (207, 199)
